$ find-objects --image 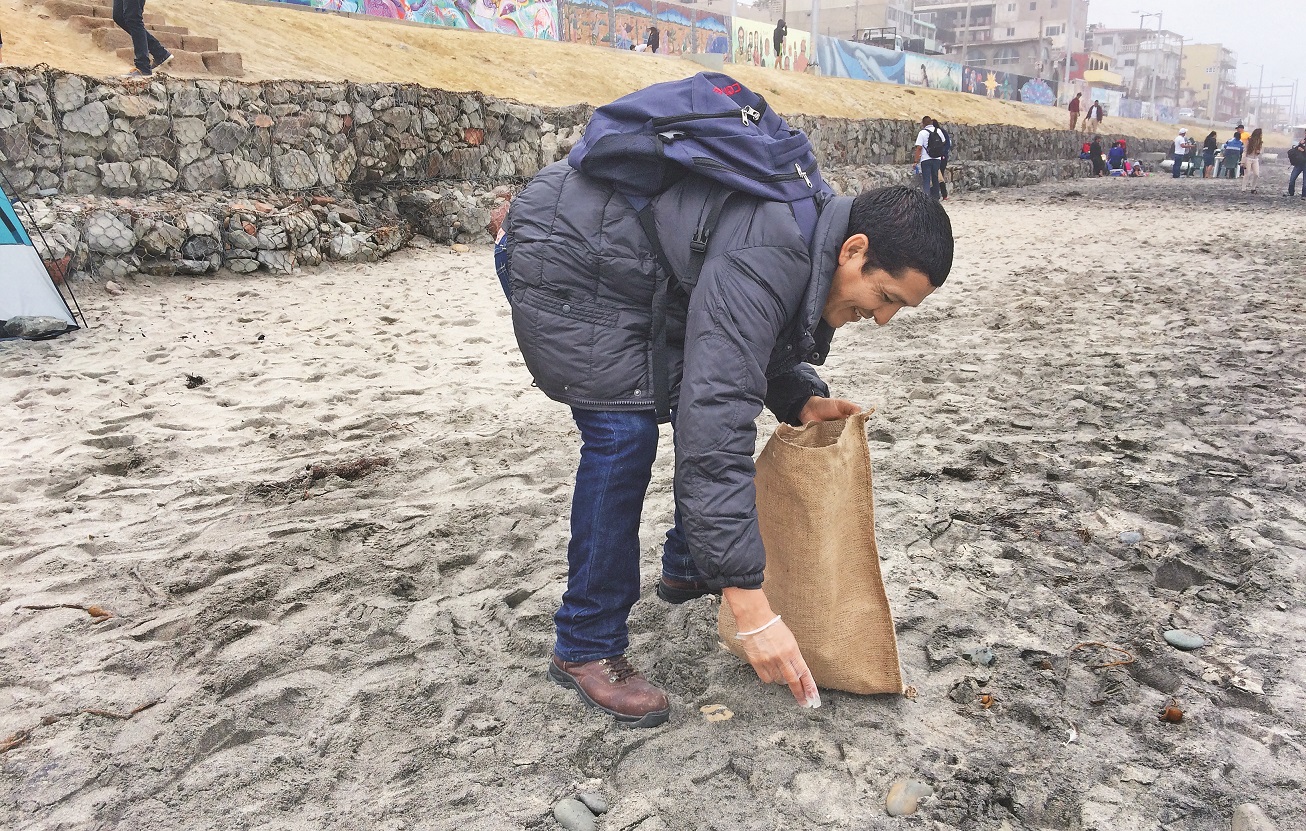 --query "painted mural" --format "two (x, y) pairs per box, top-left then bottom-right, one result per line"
(904, 54), (961, 92)
(816, 36), (904, 85)
(262, 0), (1082, 114)
(285, 0), (560, 38)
